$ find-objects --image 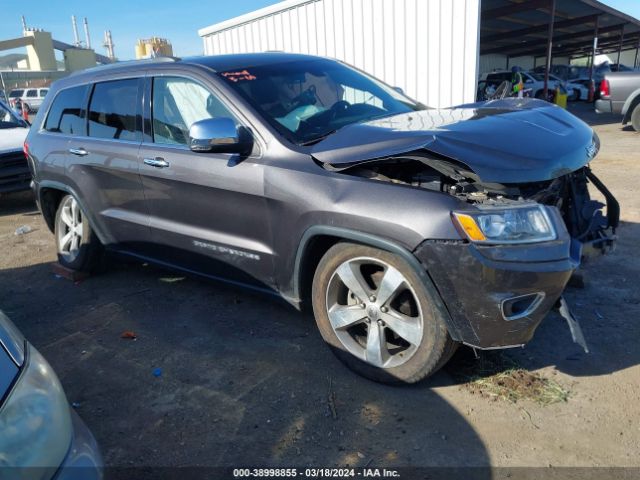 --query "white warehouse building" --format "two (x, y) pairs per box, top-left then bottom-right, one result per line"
(199, 0), (640, 108)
